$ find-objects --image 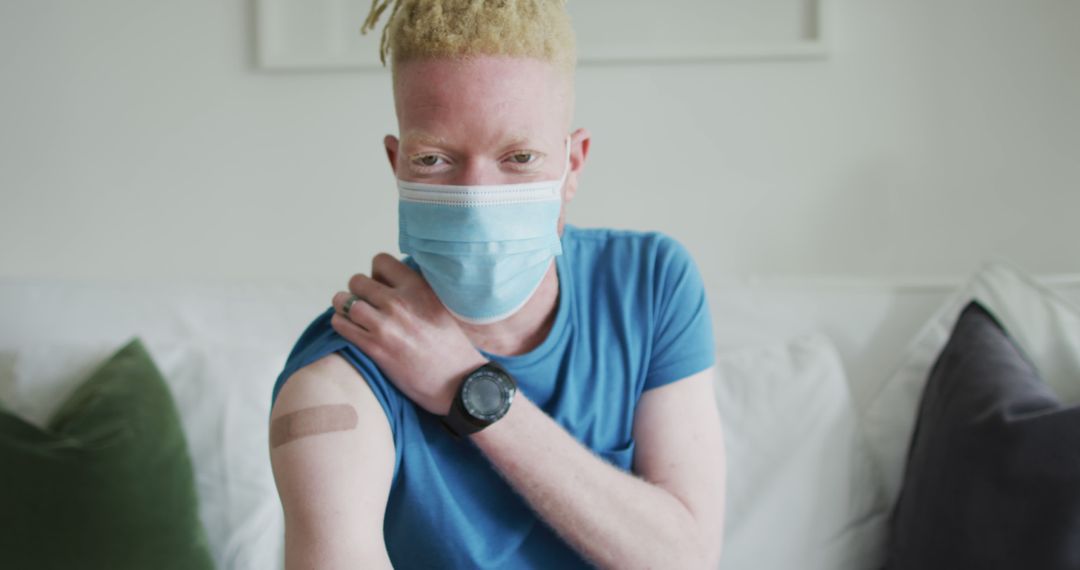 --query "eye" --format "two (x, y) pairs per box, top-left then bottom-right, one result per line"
(416, 155), (443, 167)
(507, 152), (536, 165)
